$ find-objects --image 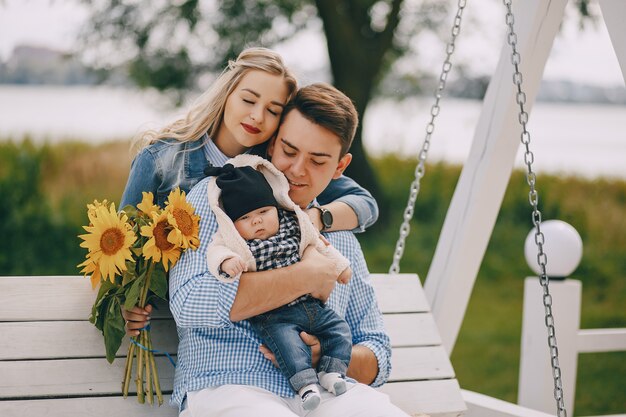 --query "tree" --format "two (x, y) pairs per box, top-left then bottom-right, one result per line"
(82, 0), (593, 219)
(81, 0), (445, 214)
